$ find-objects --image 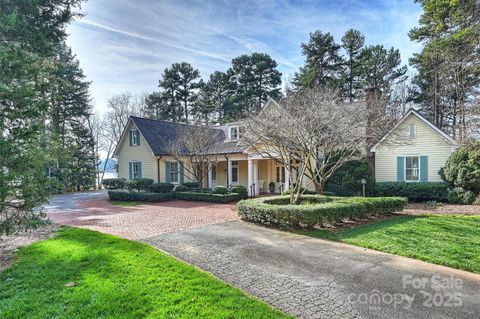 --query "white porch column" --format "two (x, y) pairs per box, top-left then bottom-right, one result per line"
(284, 165), (290, 192)
(207, 164), (213, 188)
(247, 158), (253, 196)
(253, 160), (259, 195)
(227, 158), (232, 187)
